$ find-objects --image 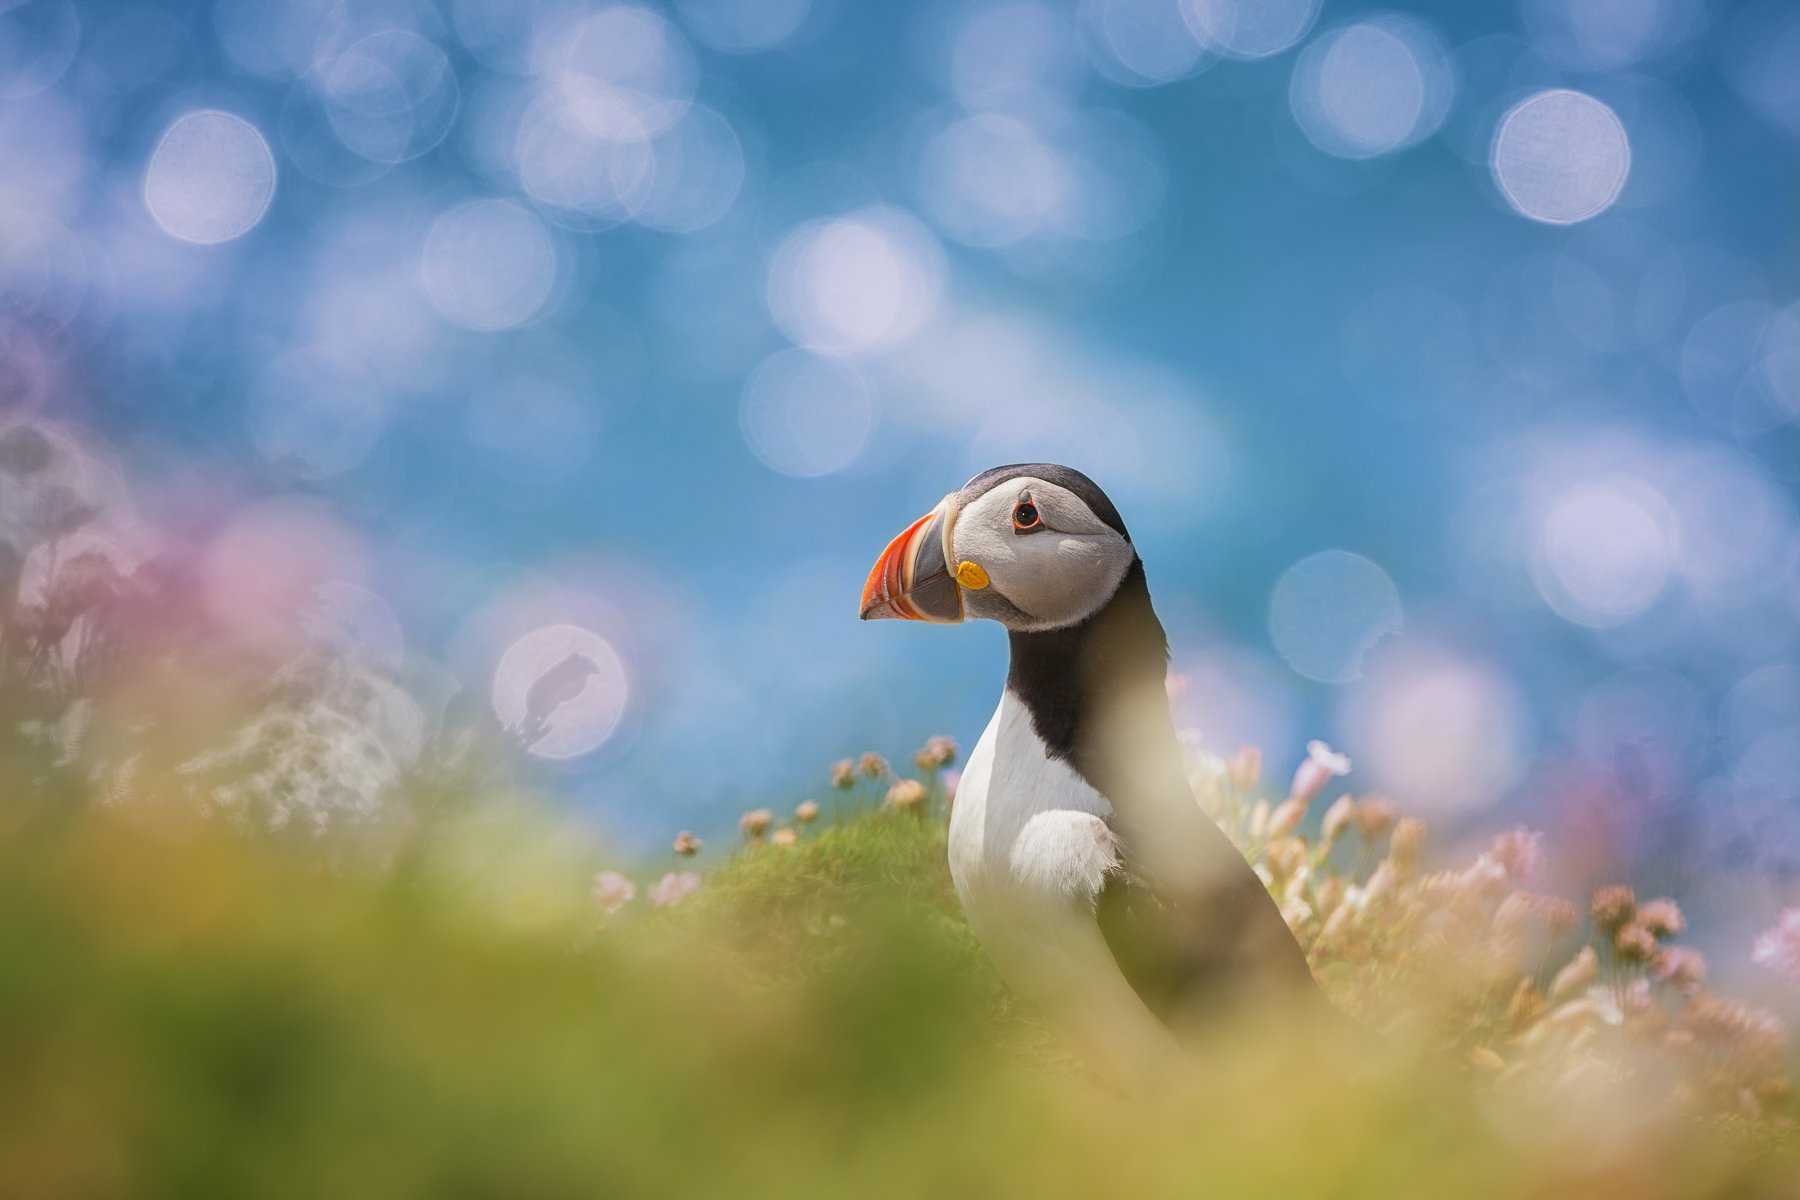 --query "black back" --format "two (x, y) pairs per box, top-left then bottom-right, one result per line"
(1004, 543), (1326, 1025)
